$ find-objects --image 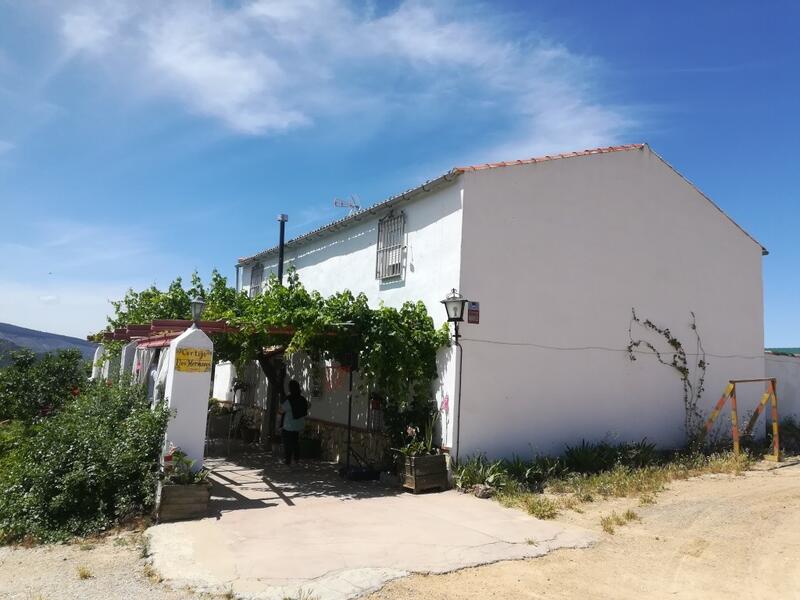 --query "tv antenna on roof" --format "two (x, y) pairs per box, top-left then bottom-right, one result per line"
(334, 195), (361, 216)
